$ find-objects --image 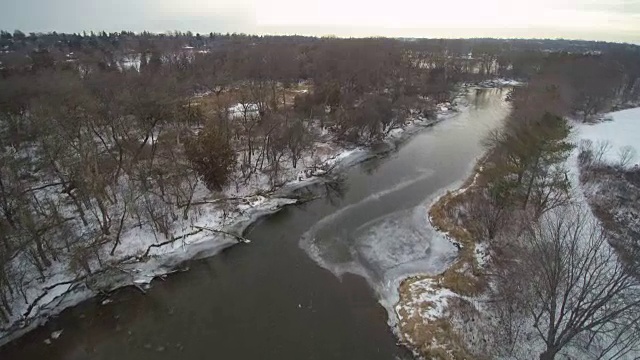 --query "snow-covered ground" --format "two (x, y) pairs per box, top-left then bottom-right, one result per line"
(228, 103), (260, 119)
(394, 106), (640, 359)
(500, 107), (640, 360)
(0, 141), (356, 345)
(390, 164), (487, 358)
(473, 78), (524, 88)
(397, 279), (457, 323)
(0, 93), (460, 347)
(573, 107), (640, 166)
